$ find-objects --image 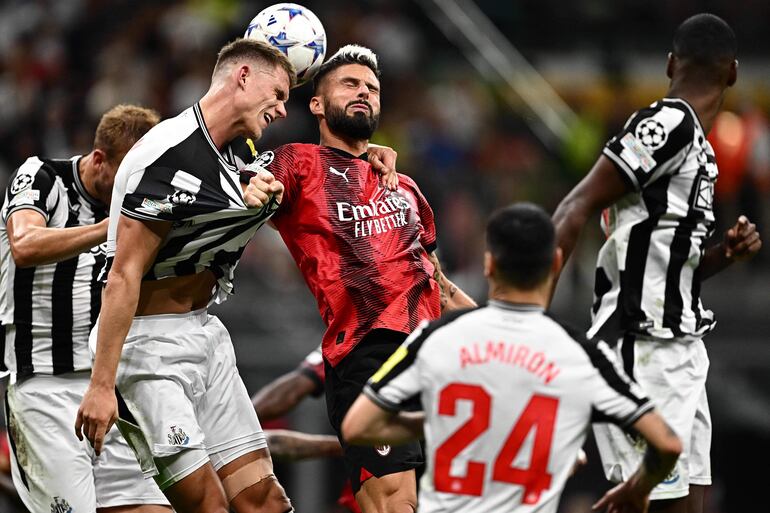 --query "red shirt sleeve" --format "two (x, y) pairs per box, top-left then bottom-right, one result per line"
(259, 144), (301, 211)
